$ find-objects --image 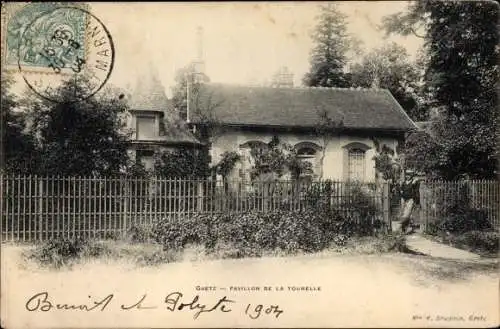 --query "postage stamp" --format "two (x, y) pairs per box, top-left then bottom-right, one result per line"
(2, 2), (114, 102)
(2, 2), (87, 70)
